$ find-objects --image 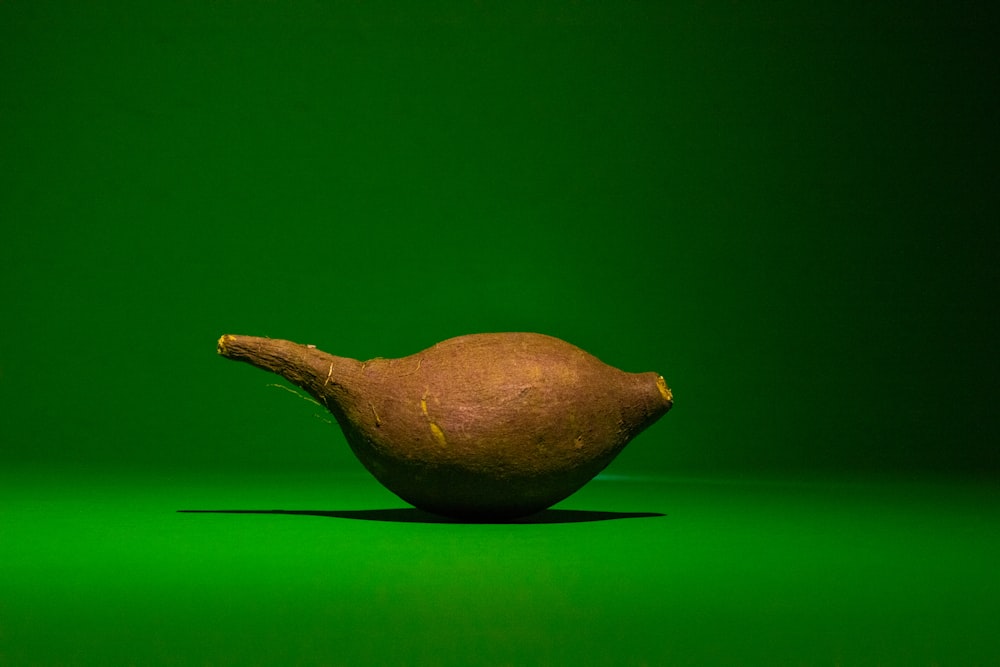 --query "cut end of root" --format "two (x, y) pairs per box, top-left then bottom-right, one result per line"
(656, 375), (673, 404)
(217, 334), (235, 356)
